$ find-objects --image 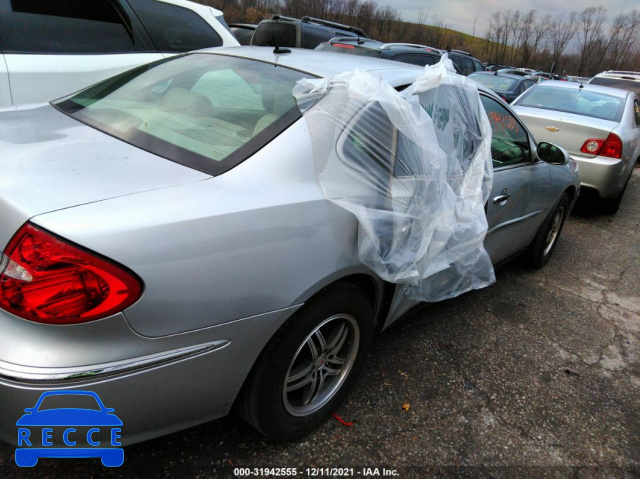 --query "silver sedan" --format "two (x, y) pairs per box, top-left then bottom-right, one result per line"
(0, 47), (578, 446)
(512, 80), (640, 214)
